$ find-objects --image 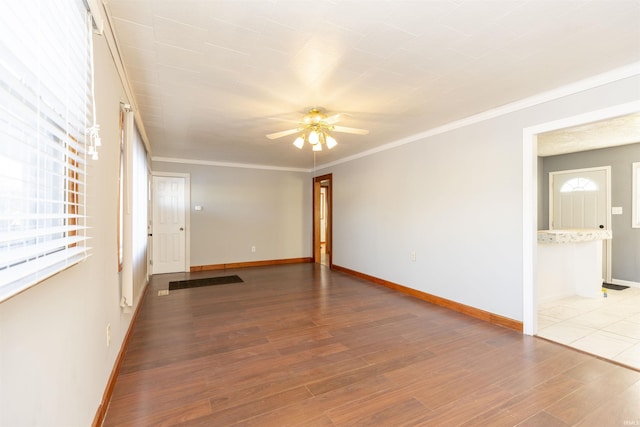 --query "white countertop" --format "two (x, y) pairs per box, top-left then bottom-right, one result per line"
(537, 229), (612, 244)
